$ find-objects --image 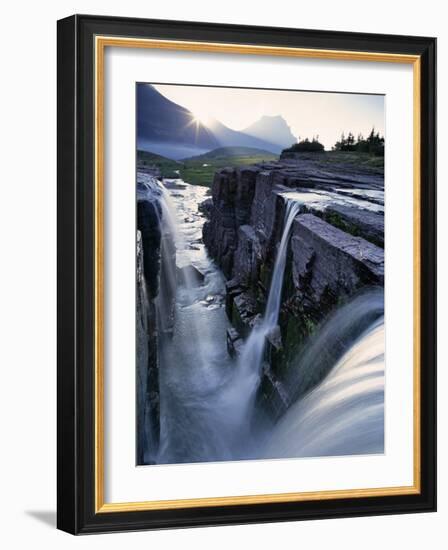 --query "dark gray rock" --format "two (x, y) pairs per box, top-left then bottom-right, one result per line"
(278, 152), (384, 189)
(291, 214), (384, 302)
(266, 325), (282, 351)
(136, 230), (160, 464)
(203, 167), (260, 277)
(268, 213), (383, 376)
(203, 156), (384, 421)
(225, 280), (260, 337)
(232, 225), (262, 287)
(225, 278), (245, 321)
(261, 214), (384, 418)
(322, 204), (384, 247)
(198, 197), (213, 217)
(226, 327), (244, 358)
(249, 171), (282, 249)
(137, 197), (161, 299)
(136, 179), (177, 464)
(258, 366), (291, 421)
(232, 292), (259, 336)
(235, 167), (260, 226)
